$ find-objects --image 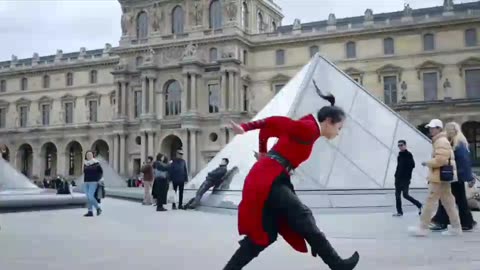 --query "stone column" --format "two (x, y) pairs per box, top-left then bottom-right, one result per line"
(32, 147), (42, 179)
(229, 72), (235, 112)
(119, 134), (126, 175)
(140, 132), (147, 165)
(122, 82), (128, 118)
(147, 132), (155, 158)
(112, 134), (119, 172)
(149, 78), (156, 115)
(141, 77), (147, 115)
(158, 85), (165, 119)
(235, 73), (241, 111)
(110, 135), (116, 170)
(57, 150), (66, 177)
(188, 130), (197, 176)
(115, 82), (121, 117)
(191, 74), (197, 112)
(182, 74), (189, 113)
(220, 71), (227, 112)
